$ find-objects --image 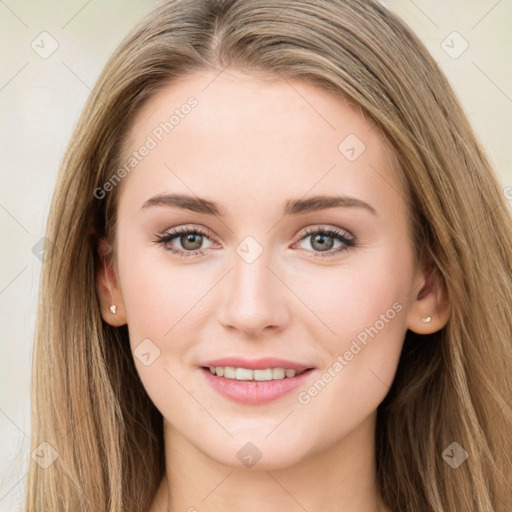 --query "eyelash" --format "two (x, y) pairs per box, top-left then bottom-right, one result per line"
(152, 225), (356, 259)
